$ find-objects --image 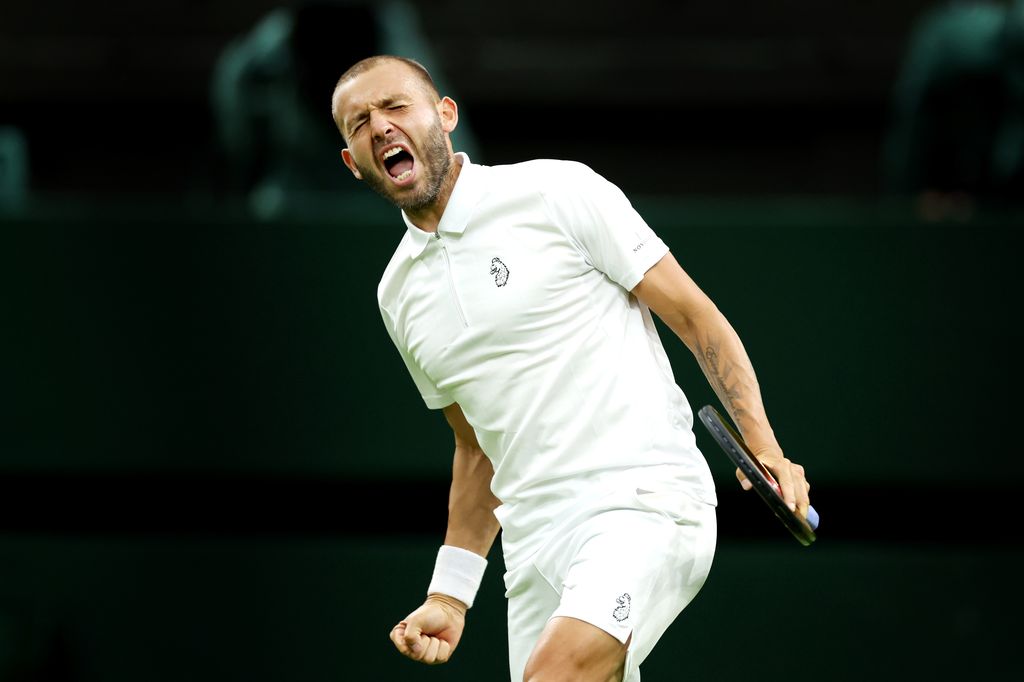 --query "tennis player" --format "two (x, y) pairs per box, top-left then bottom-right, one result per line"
(331, 55), (811, 682)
